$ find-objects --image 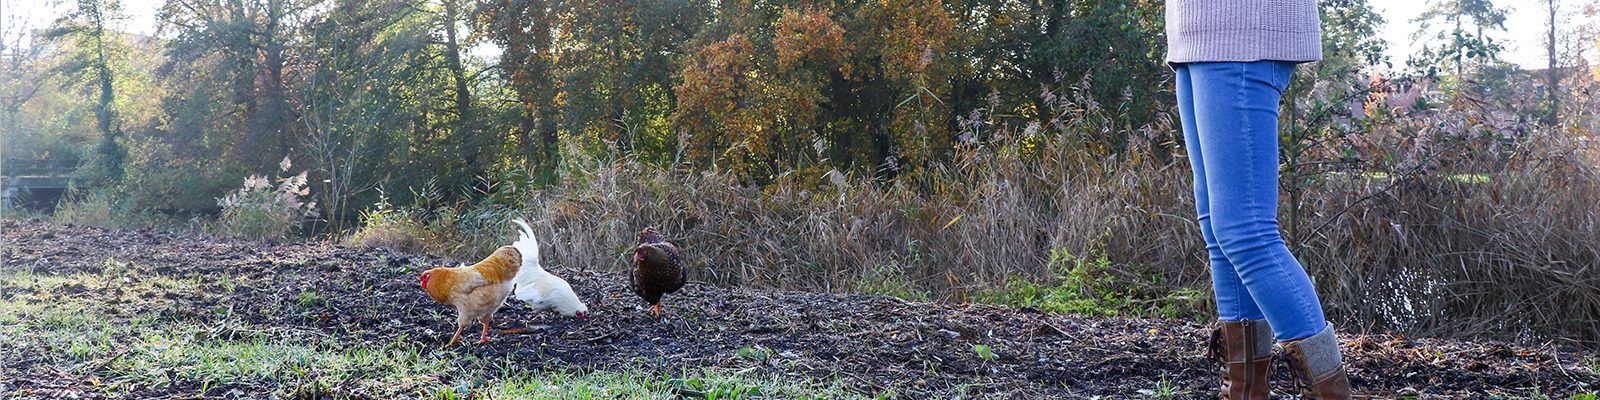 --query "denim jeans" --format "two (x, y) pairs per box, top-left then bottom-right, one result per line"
(1174, 61), (1327, 341)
